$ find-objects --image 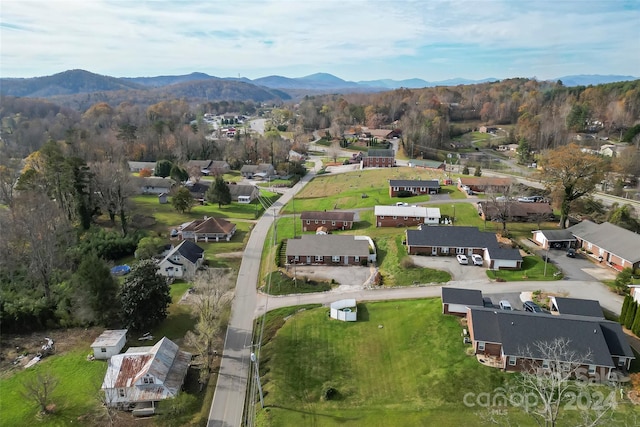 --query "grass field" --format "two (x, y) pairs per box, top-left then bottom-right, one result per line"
(487, 256), (560, 281)
(0, 347), (108, 426)
(280, 168), (448, 213)
(254, 299), (518, 426)
(254, 300), (640, 426)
